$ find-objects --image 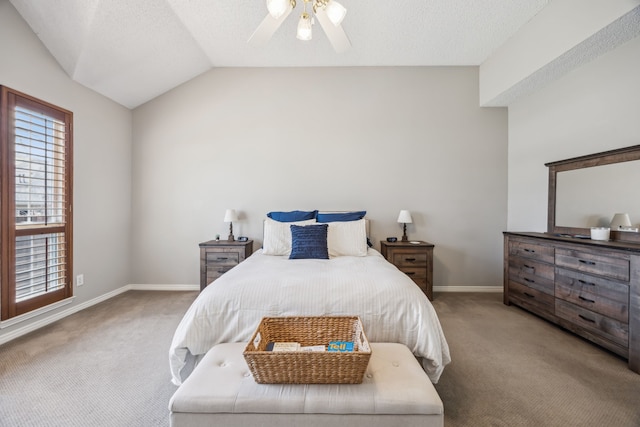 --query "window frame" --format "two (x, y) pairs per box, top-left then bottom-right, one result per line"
(1, 86), (73, 320)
